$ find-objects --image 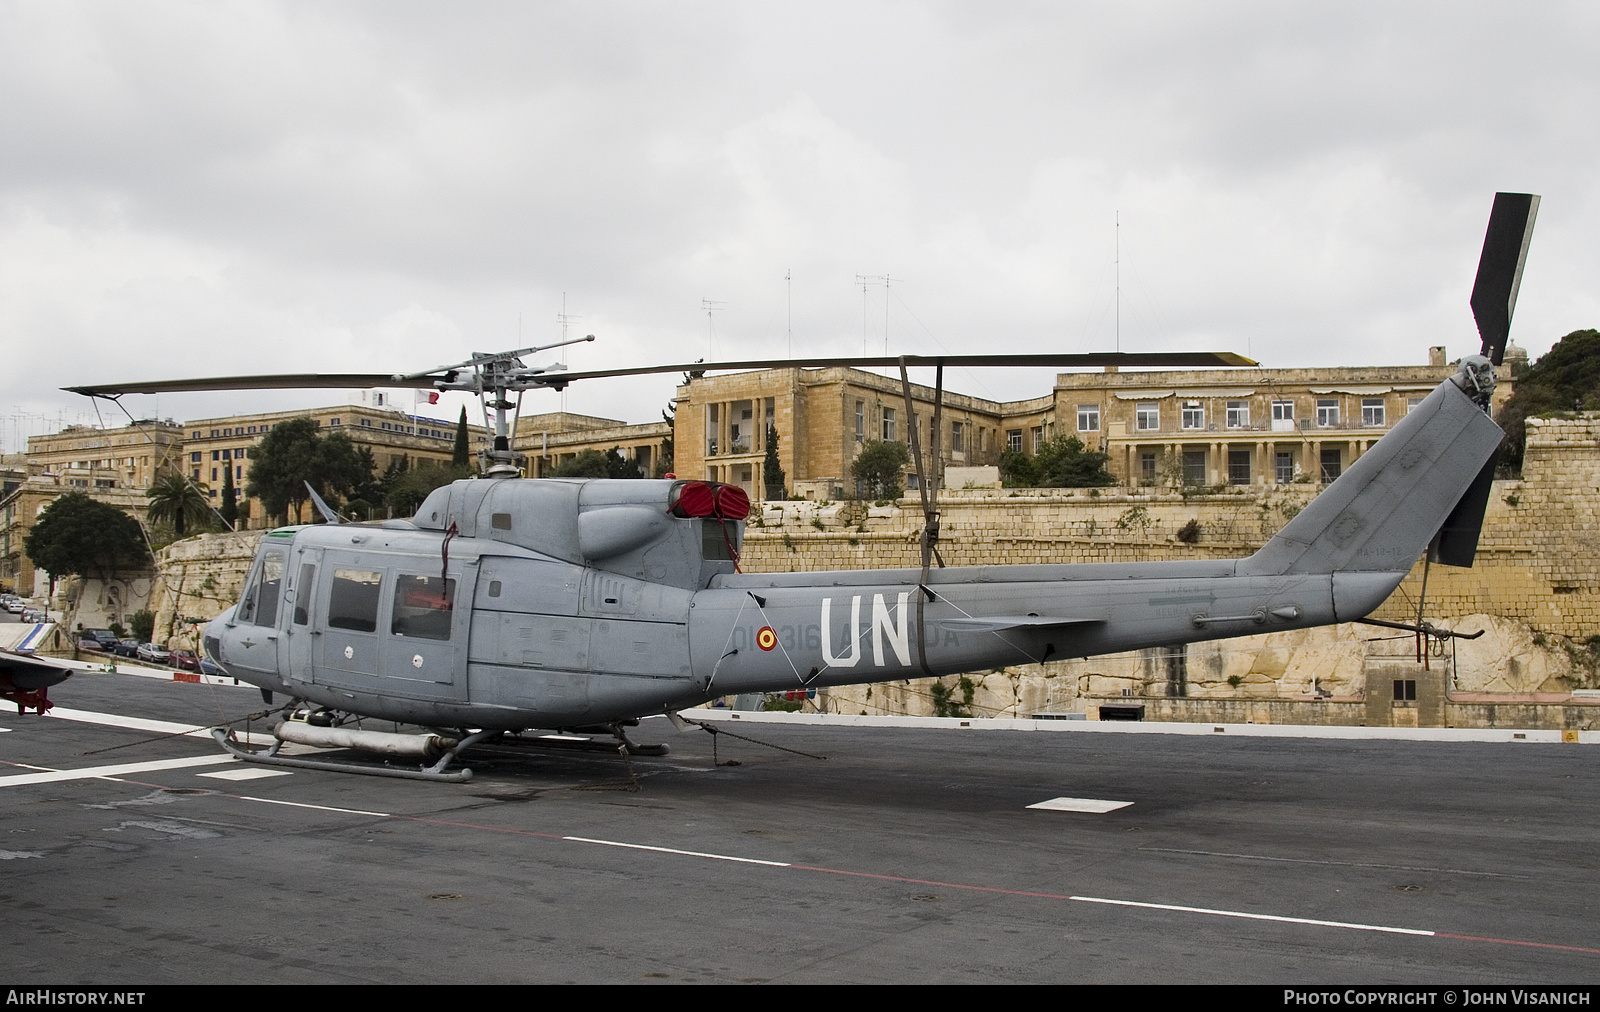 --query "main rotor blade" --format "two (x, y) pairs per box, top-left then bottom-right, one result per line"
(63, 351), (1256, 399)
(1470, 191), (1539, 366)
(65, 373), (446, 397)
(542, 351), (1258, 386)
